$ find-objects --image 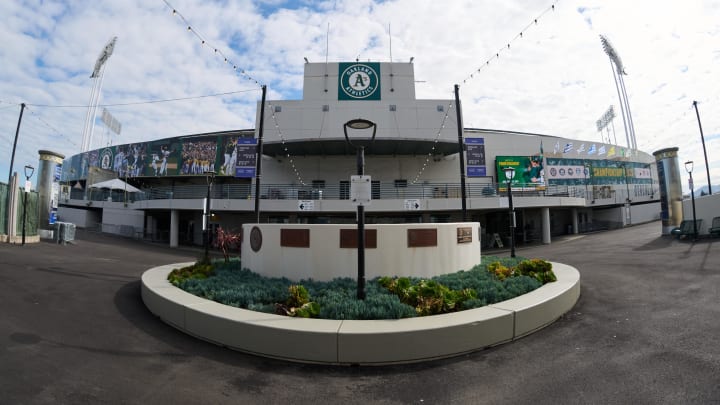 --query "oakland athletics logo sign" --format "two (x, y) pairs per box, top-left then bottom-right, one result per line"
(338, 62), (381, 100)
